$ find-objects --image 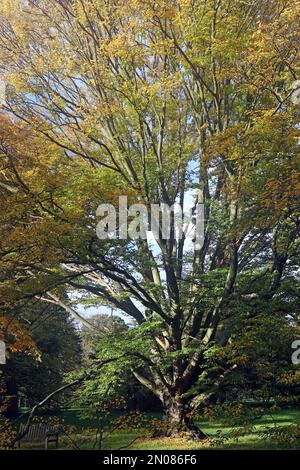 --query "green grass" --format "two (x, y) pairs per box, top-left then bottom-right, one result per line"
(14, 408), (300, 451)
